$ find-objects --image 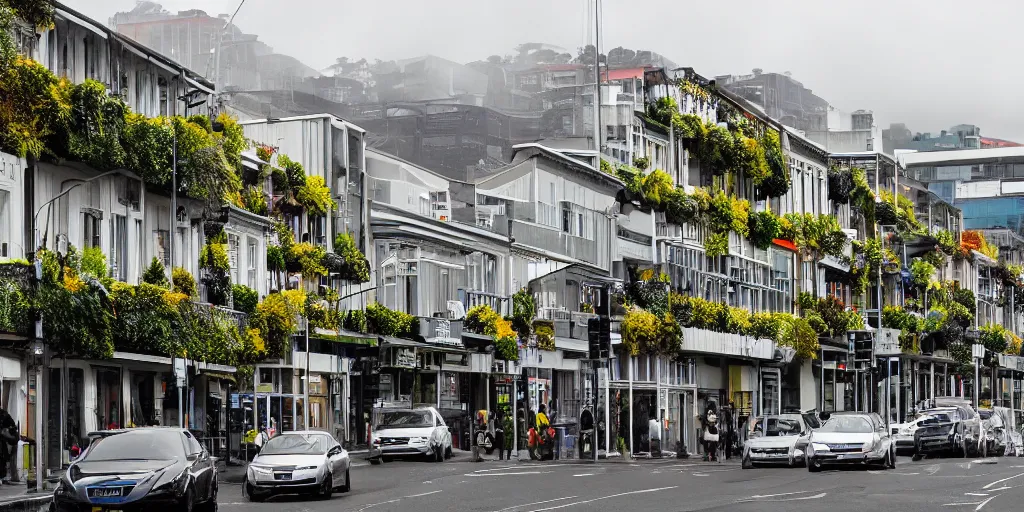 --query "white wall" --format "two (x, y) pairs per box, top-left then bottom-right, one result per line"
(799, 359), (817, 411)
(0, 152), (27, 260)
